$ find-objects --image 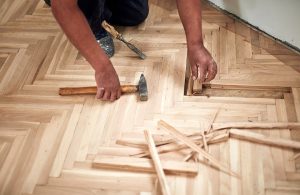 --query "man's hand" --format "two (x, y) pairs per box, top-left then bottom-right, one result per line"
(176, 0), (217, 82)
(95, 62), (121, 101)
(188, 44), (217, 82)
(51, 0), (122, 102)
